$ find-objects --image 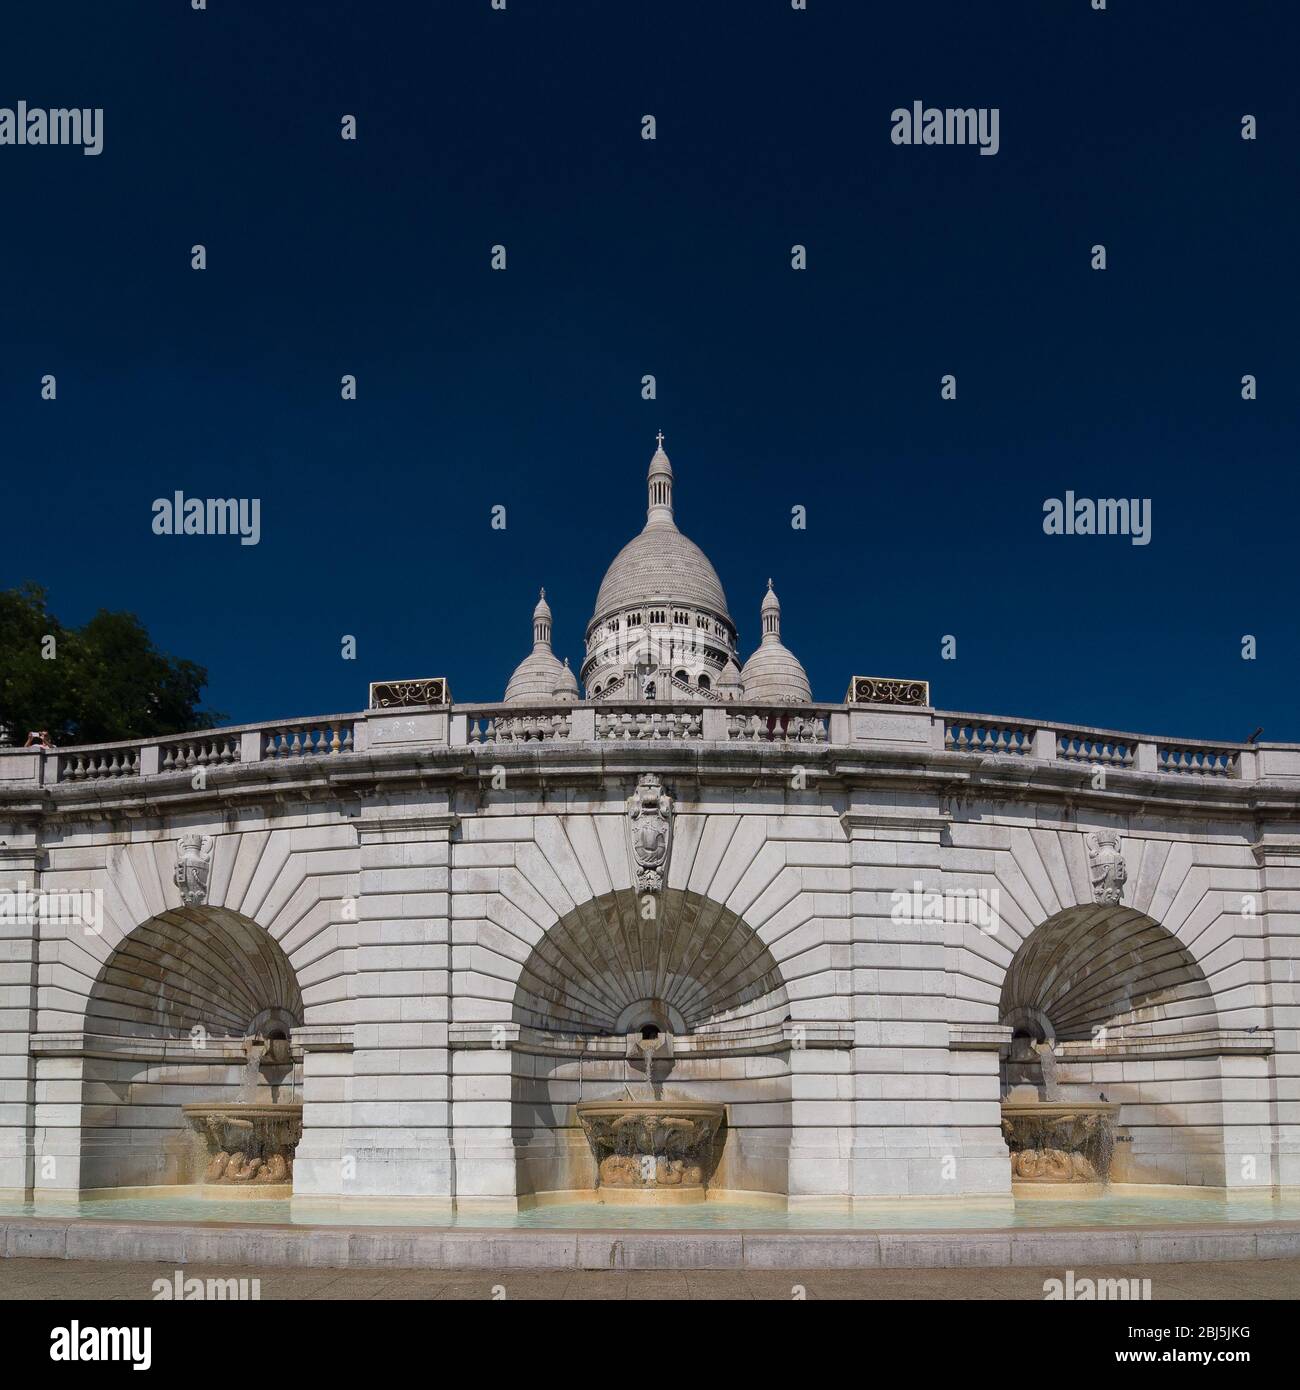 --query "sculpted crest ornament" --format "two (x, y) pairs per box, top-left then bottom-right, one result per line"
(627, 774), (673, 893)
(1087, 829), (1127, 906)
(174, 833), (215, 907)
